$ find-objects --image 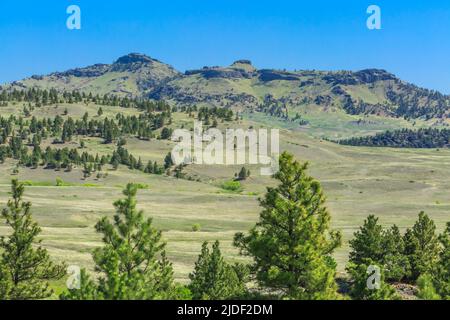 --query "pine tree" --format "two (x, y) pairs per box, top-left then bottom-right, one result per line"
(403, 212), (441, 281)
(382, 225), (410, 282)
(432, 222), (450, 299)
(164, 152), (174, 169)
(349, 216), (384, 265)
(237, 167), (249, 181)
(0, 261), (11, 299)
(60, 269), (99, 300)
(347, 261), (399, 300)
(0, 180), (66, 300)
(63, 183), (176, 300)
(348, 216), (409, 282)
(234, 152), (342, 299)
(188, 241), (247, 300)
(417, 274), (441, 300)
